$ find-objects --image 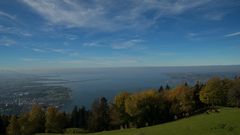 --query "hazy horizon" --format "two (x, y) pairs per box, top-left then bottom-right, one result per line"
(0, 64), (240, 73)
